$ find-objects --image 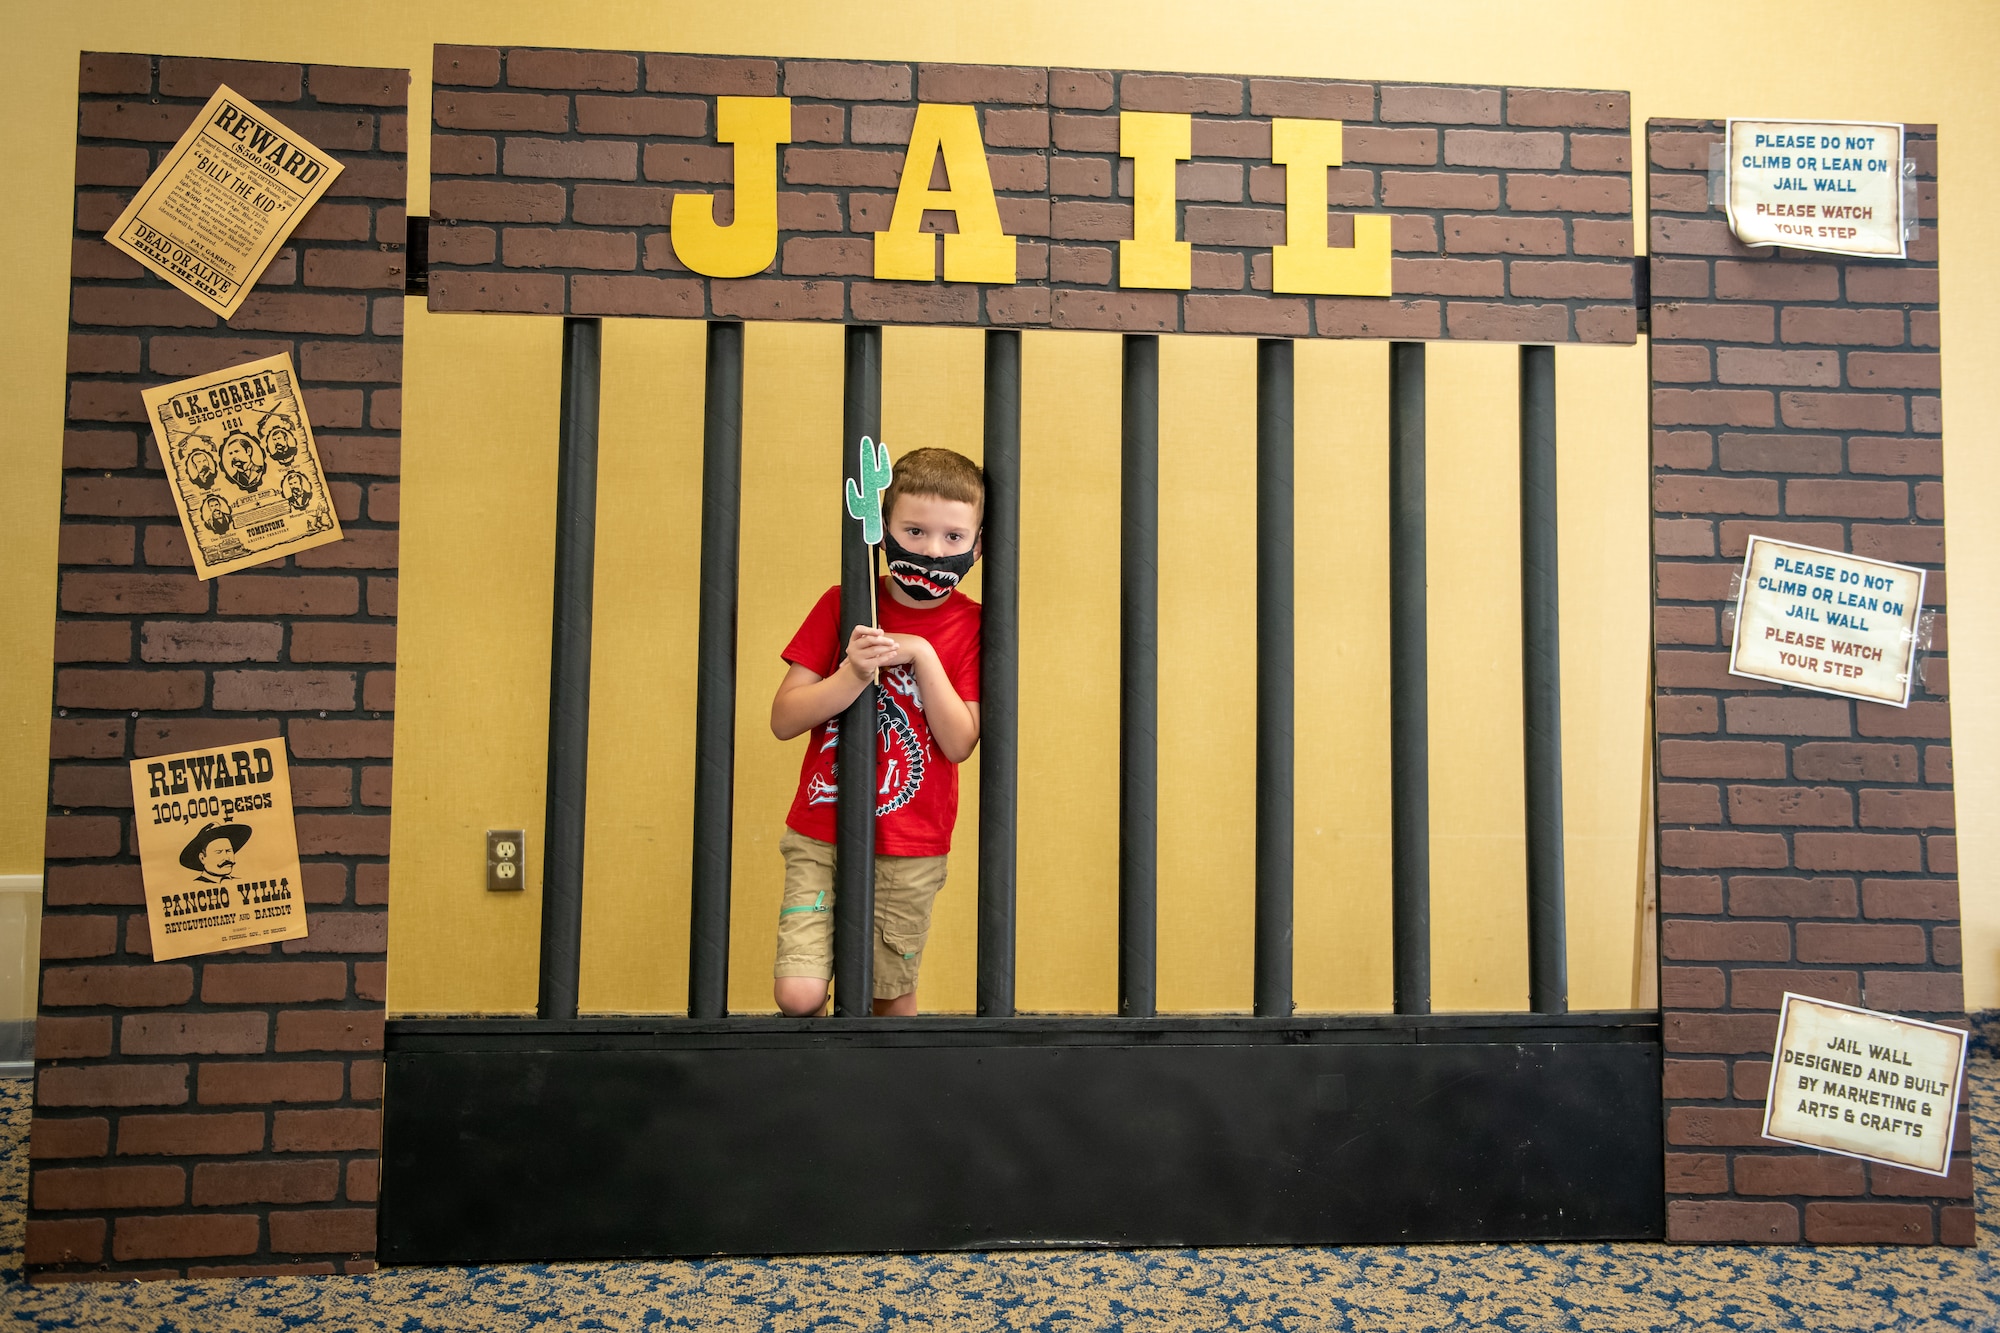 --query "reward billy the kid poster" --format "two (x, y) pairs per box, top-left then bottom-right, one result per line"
(103, 83), (343, 318)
